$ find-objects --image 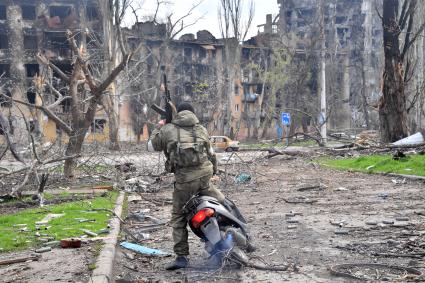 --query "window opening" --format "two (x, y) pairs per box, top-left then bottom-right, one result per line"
(25, 64), (39, 77)
(22, 5), (36, 20)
